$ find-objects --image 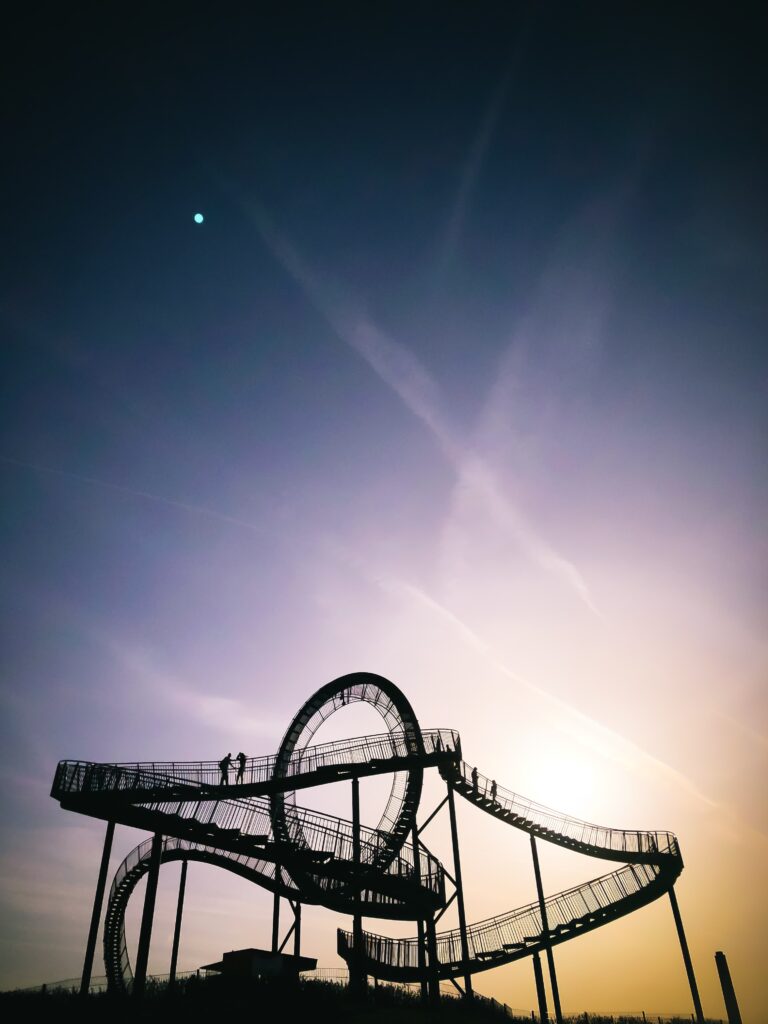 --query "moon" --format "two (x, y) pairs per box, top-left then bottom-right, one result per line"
(193, 212), (204, 224)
